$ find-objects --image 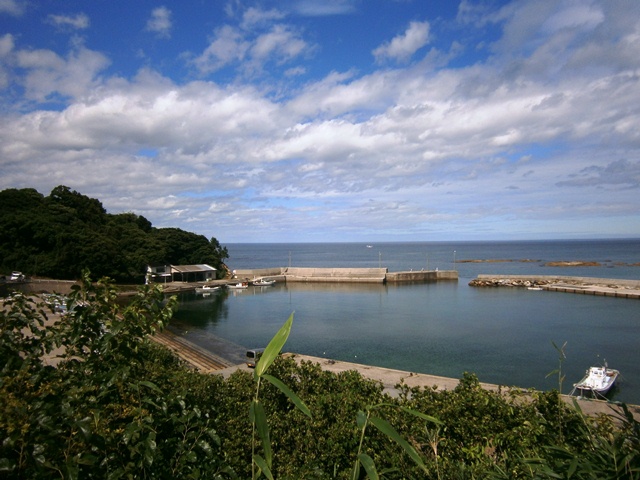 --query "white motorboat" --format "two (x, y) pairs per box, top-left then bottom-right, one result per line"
(195, 285), (219, 293)
(228, 282), (249, 289)
(571, 365), (619, 398)
(253, 278), (275, 286)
